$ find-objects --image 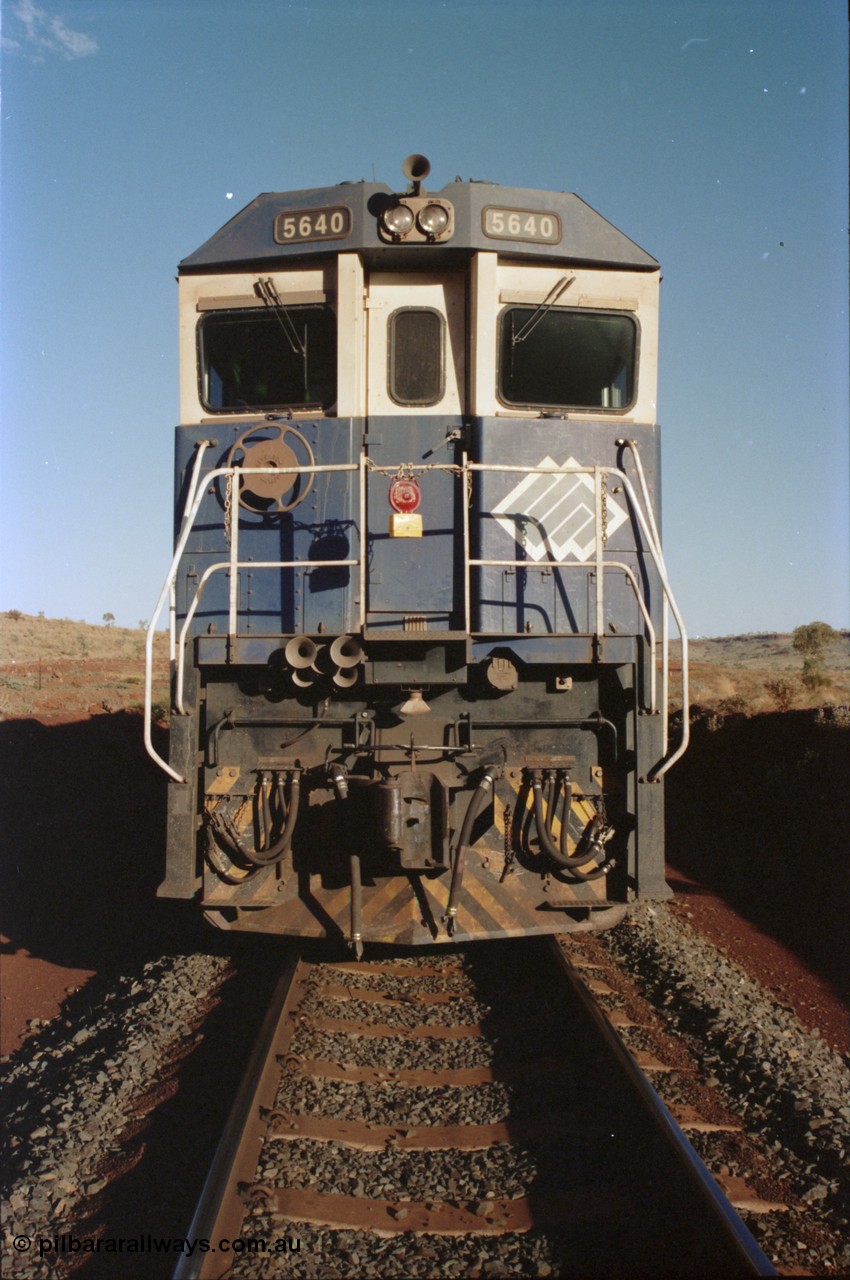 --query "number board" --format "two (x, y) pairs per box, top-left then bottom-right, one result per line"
(274, 206), (352, 245)
(482, 206), (562, 245)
